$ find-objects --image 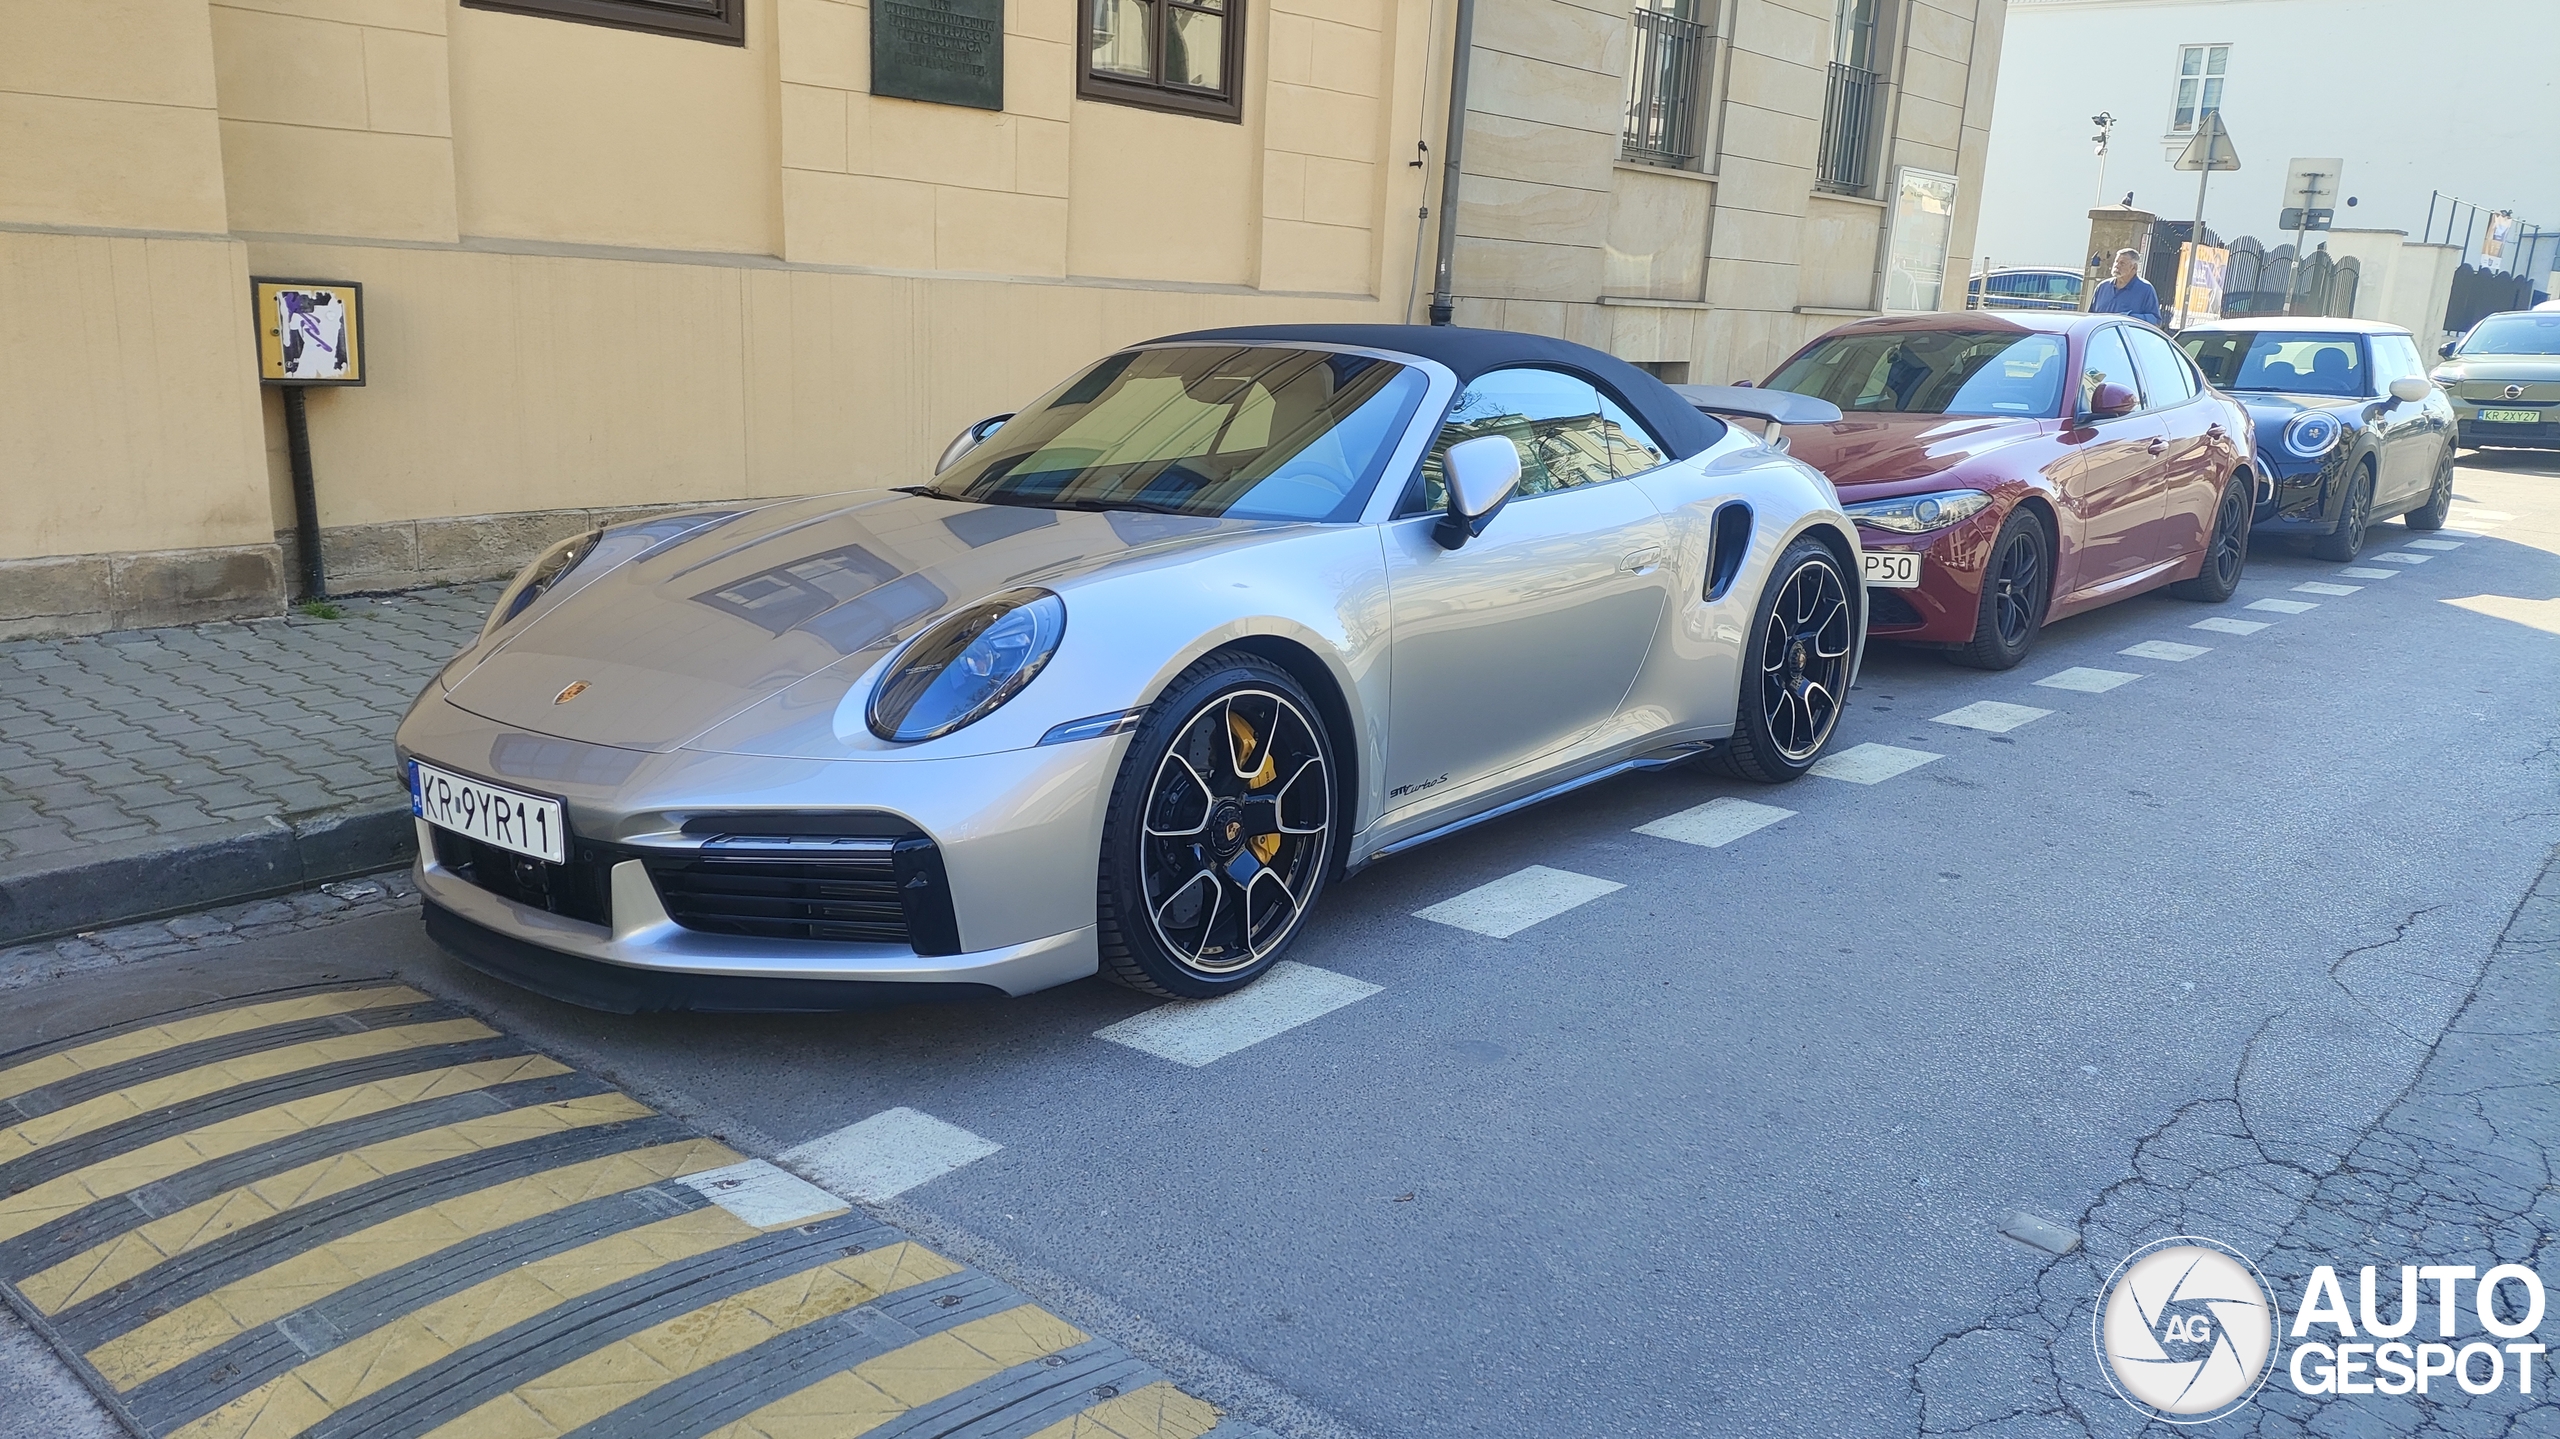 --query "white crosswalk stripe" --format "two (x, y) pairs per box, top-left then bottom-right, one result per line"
(1636, 796), (1795, 848)
(2404, 539), (2462, 551)
(2336, 566), (2399, 579)
(2035, 667), (2140, 693)
(2120, 640), (2210, 661)
(1095, 961), (1383, 1066)
(2192, 617), (2268, 635)
(779, 1107), (1003, 1202)
(2372, 552), (2431, 565)
(1415, 865), (1624, 939)
(1933, 700), (2052, 732)
(2295, 581), (2360, 595)
(1809, 743), (1942, 785)
(2247, 598), (2316, 614)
